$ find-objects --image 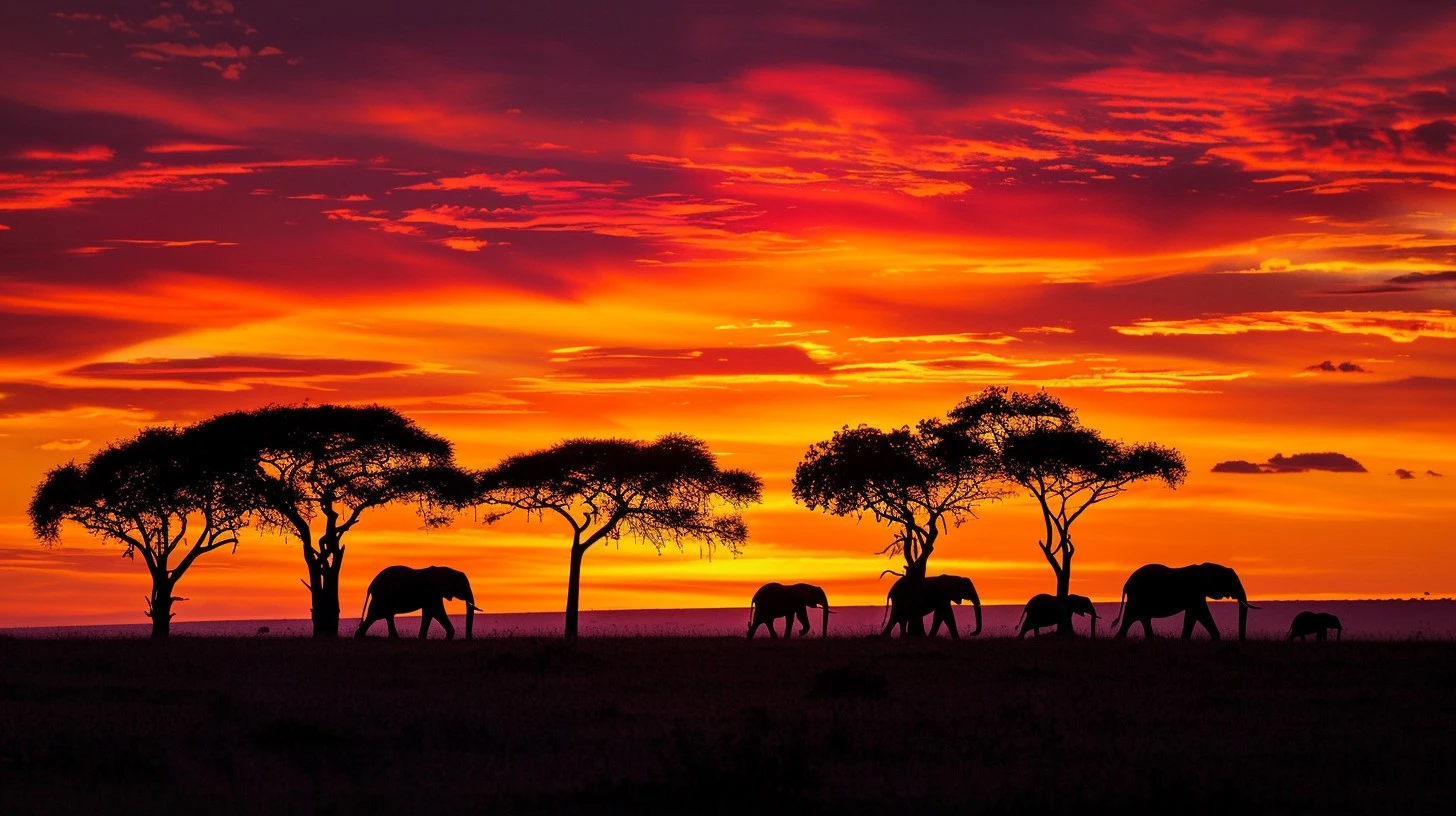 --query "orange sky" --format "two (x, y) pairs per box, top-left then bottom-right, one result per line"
(2, 1), (1454, 627)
